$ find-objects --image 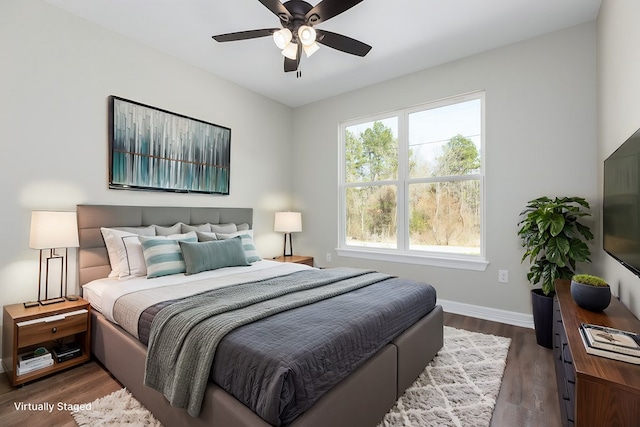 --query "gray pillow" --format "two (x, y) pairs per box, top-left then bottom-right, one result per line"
(181, 223), (211, 233)
(210, 223), (237, 233)
(196, 231), (218, 242)
(179, 237), (249, 275)
(154, 223), (182, 236)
